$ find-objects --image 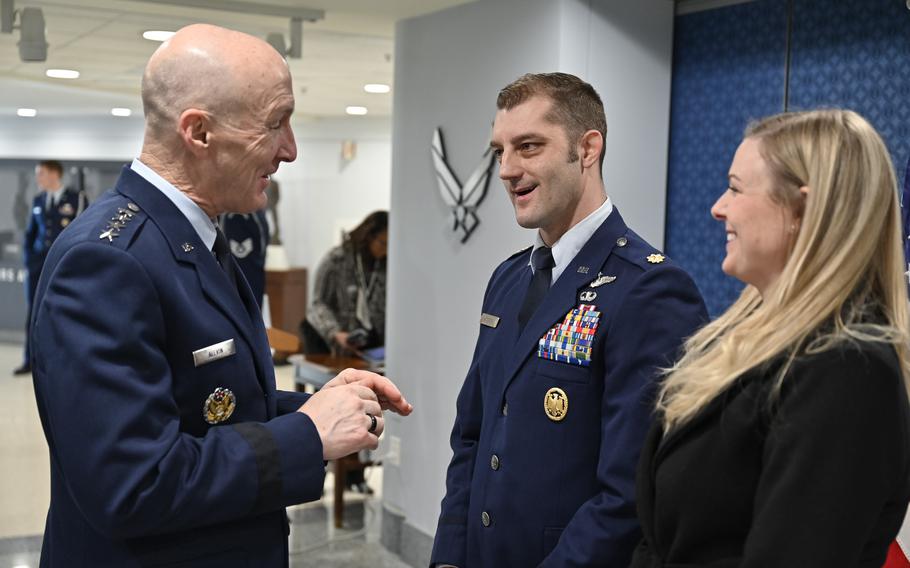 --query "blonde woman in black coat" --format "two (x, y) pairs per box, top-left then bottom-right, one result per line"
(632, 109), (910, 568)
